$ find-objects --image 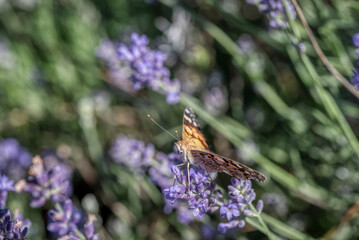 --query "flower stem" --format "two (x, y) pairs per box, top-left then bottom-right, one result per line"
(249, 203), (276, 240)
